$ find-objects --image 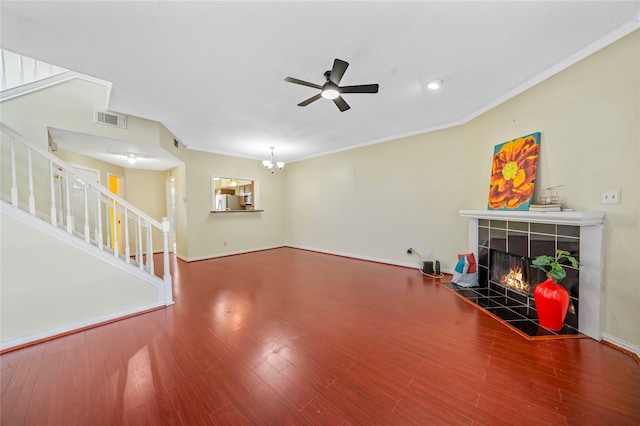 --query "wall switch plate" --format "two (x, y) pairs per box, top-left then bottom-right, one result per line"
(601, 190), (621, 204)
